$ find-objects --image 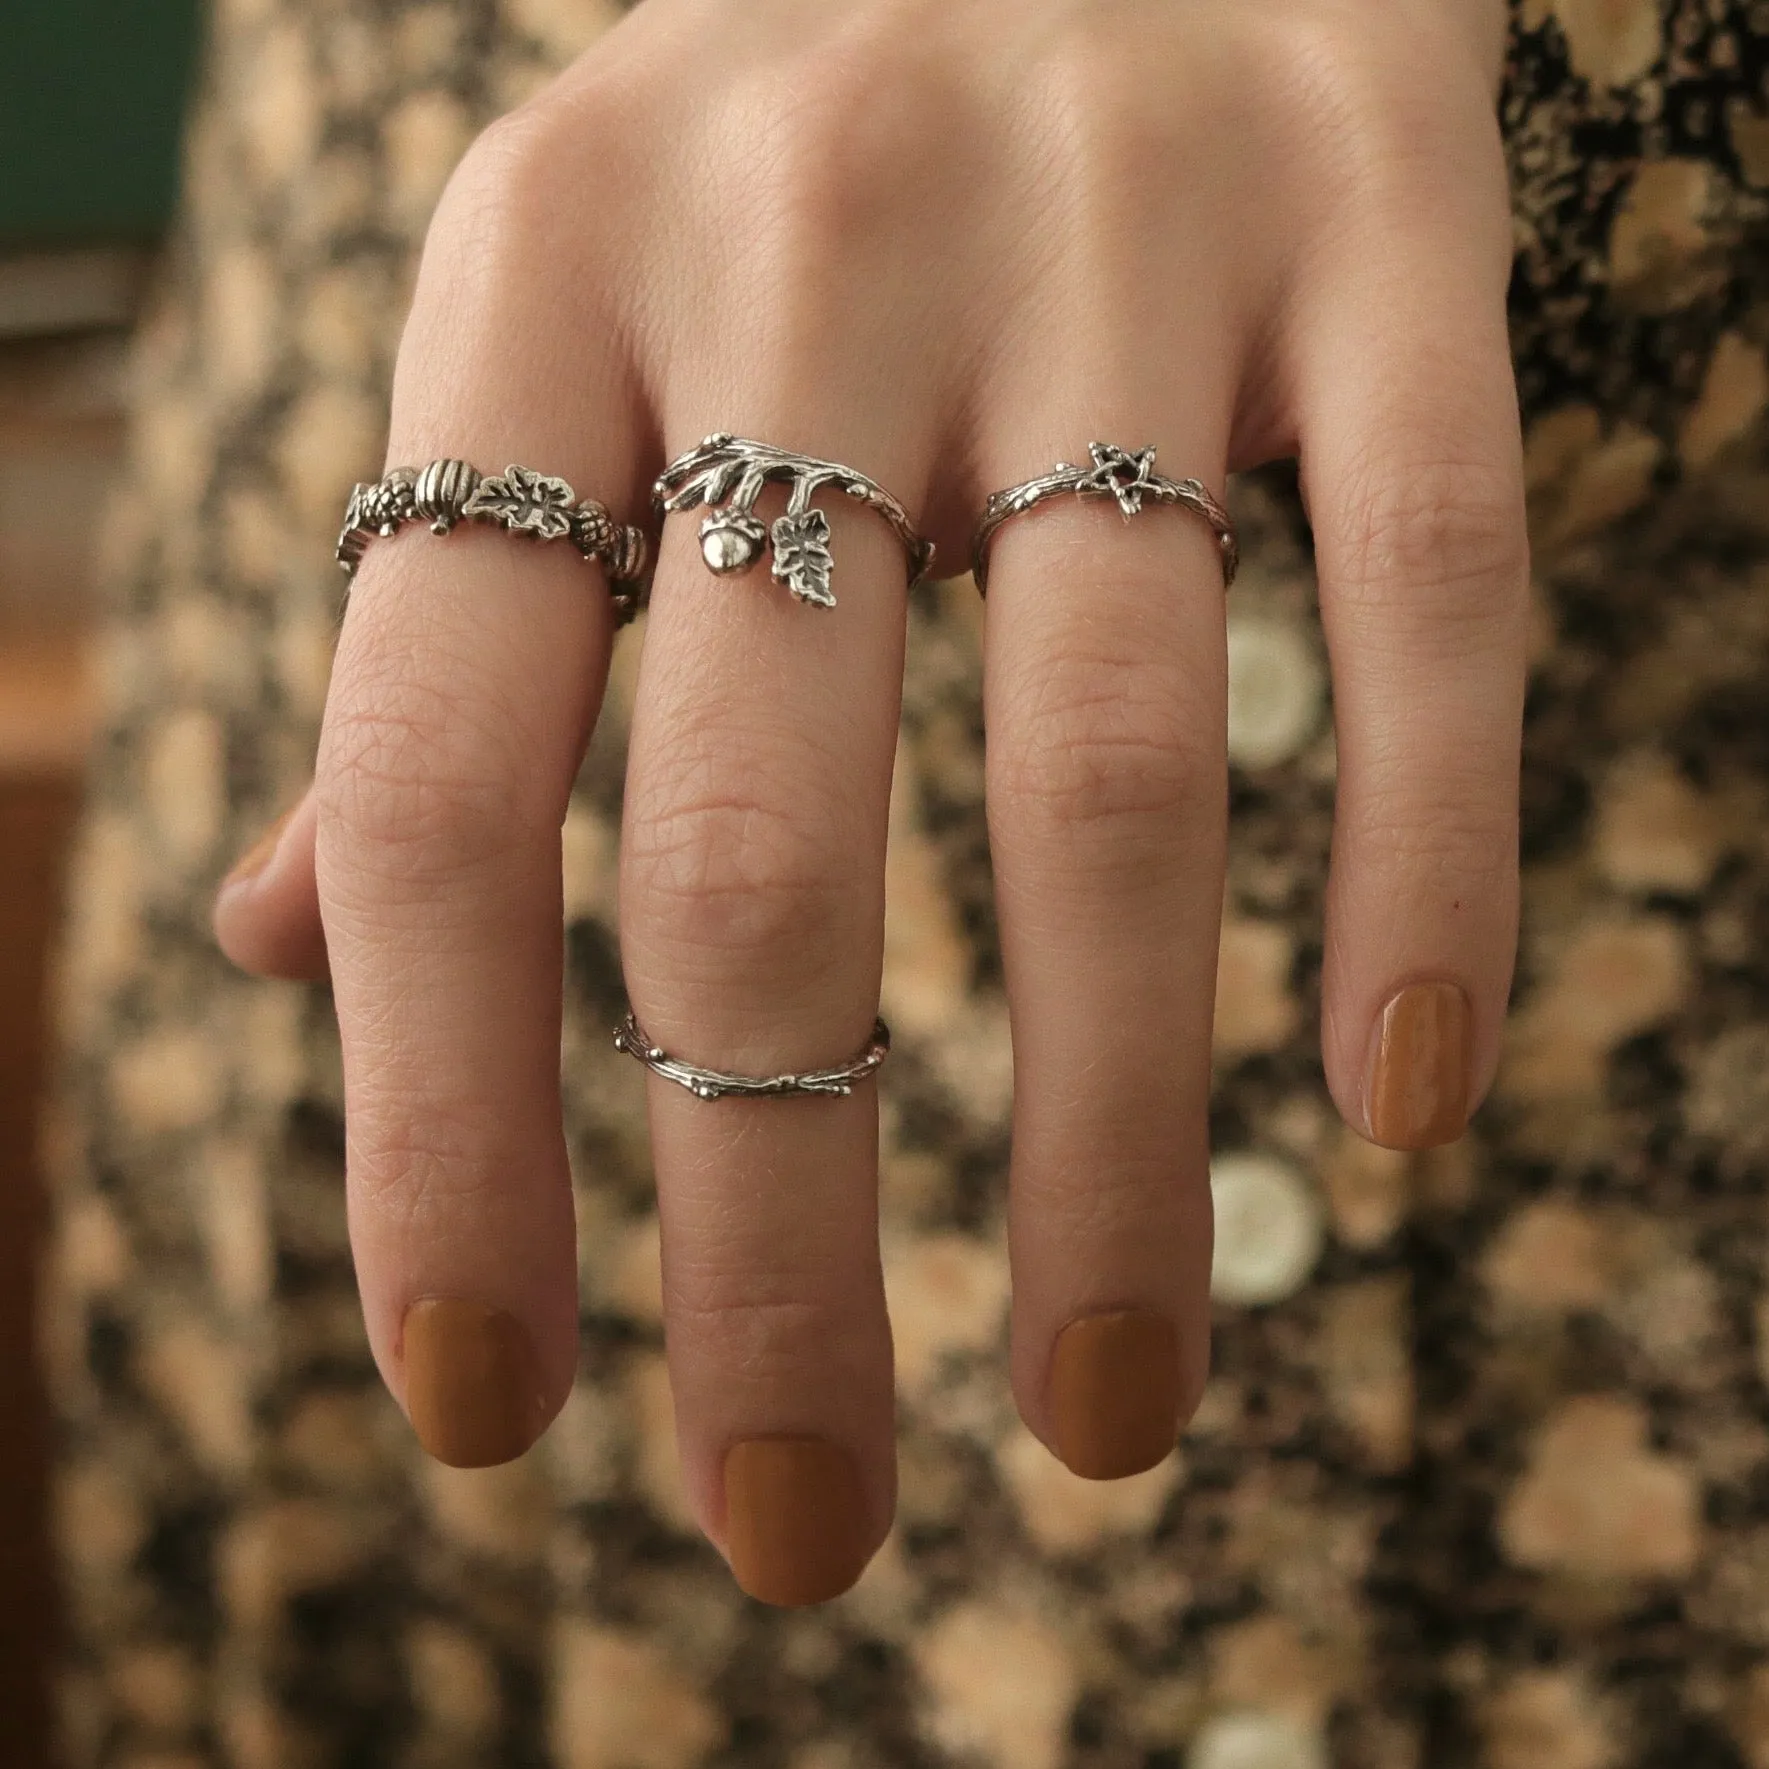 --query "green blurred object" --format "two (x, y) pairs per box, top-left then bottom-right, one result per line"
(0, 0), (205, 246)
